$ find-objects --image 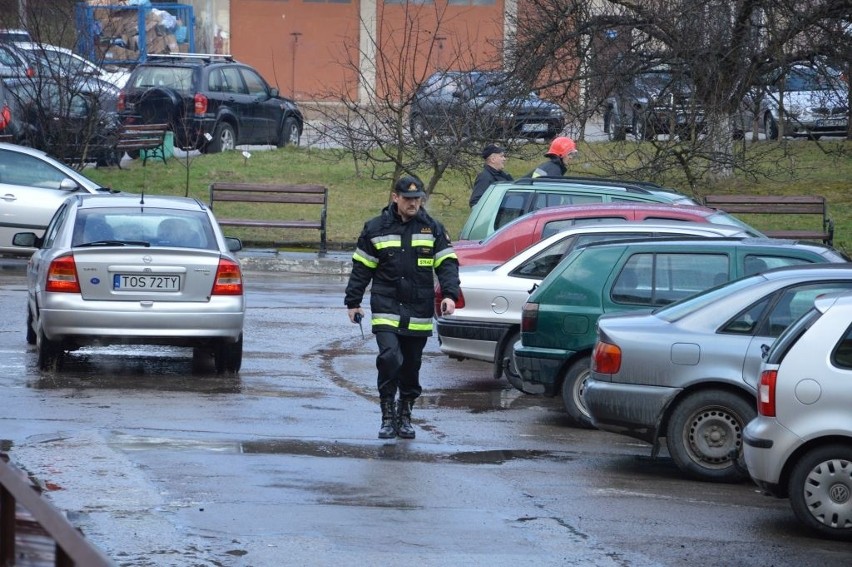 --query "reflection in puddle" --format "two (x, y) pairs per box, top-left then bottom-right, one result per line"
(109, 433), (574, 465)
(30, 346), (242, 393)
